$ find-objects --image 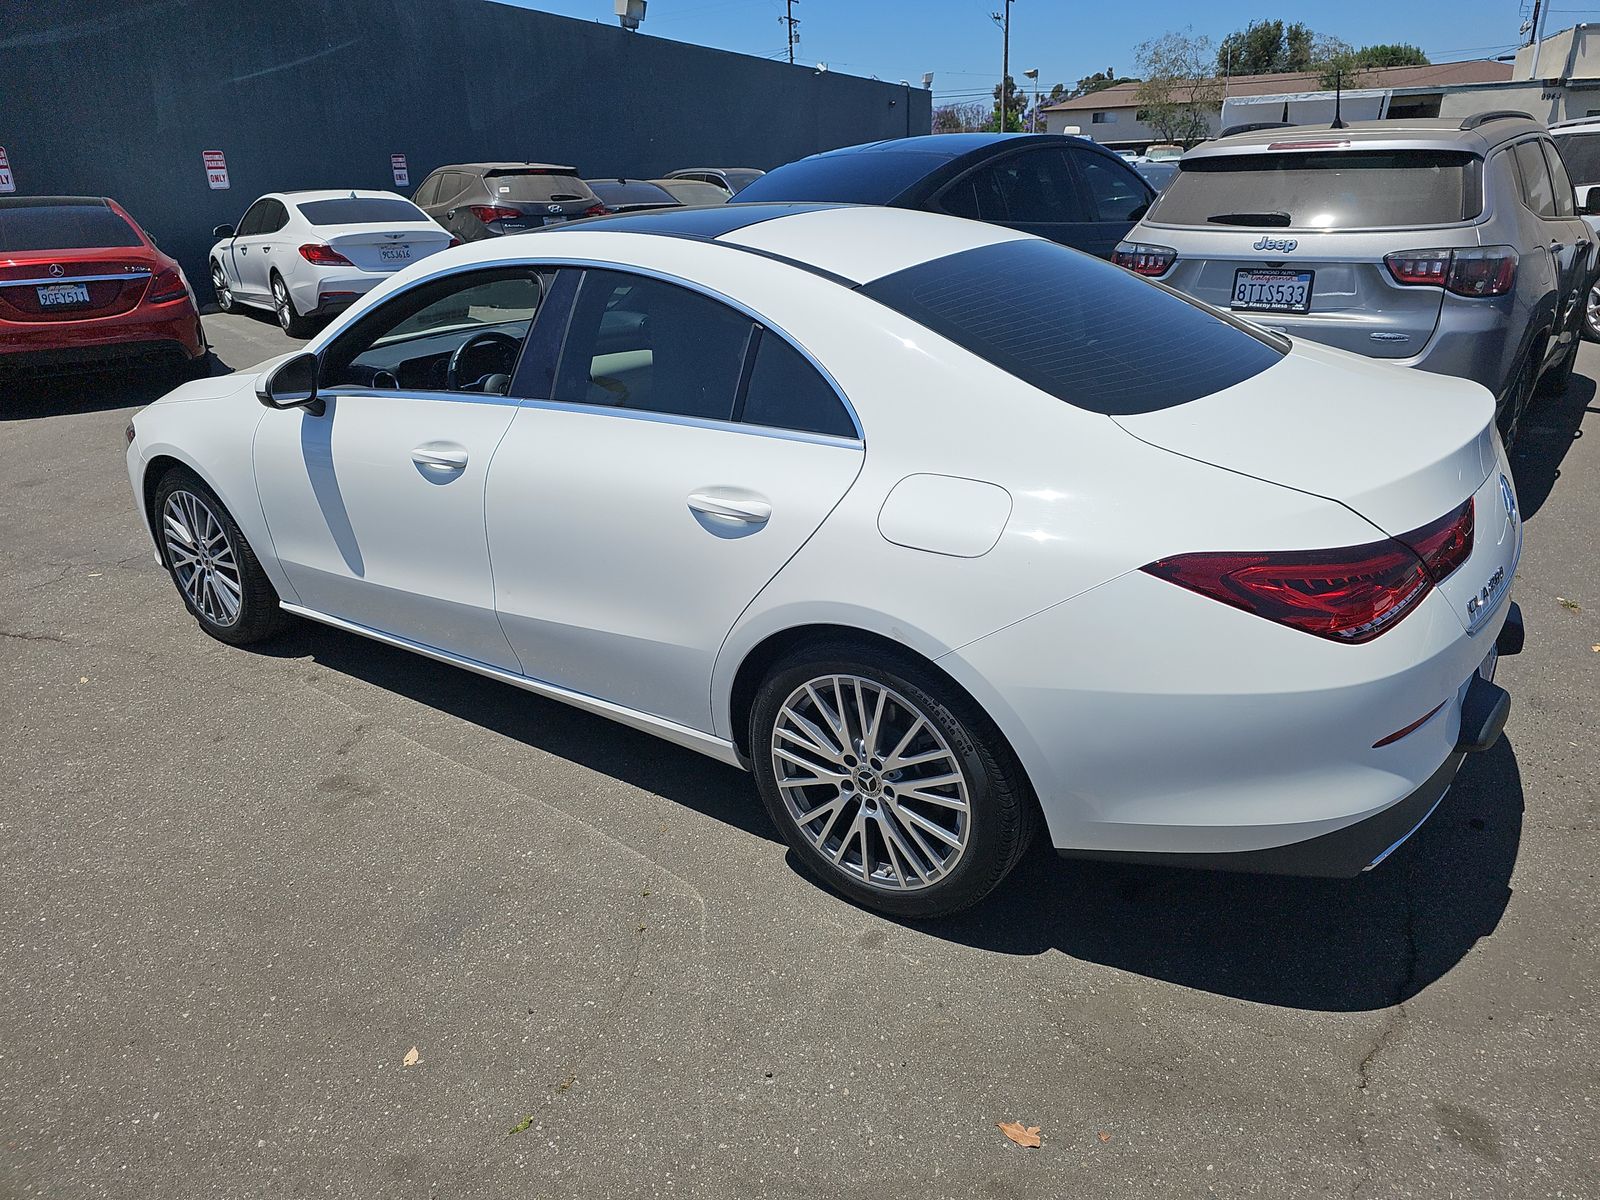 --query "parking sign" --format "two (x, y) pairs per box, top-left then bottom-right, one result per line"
(203, 149), (229, 190)
(391, 153), (409, 188)
(0, 147), (14, 194)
